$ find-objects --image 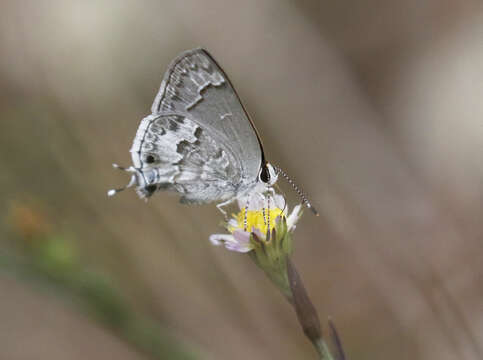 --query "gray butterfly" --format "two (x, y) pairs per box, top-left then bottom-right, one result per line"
(109, 48), (317, 216)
